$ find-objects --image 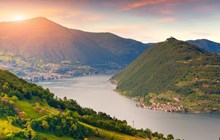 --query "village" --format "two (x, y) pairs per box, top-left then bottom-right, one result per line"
(0, 61), (91, 81)
(134, 97), (184, 112)
(0, 60), (117, 82)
